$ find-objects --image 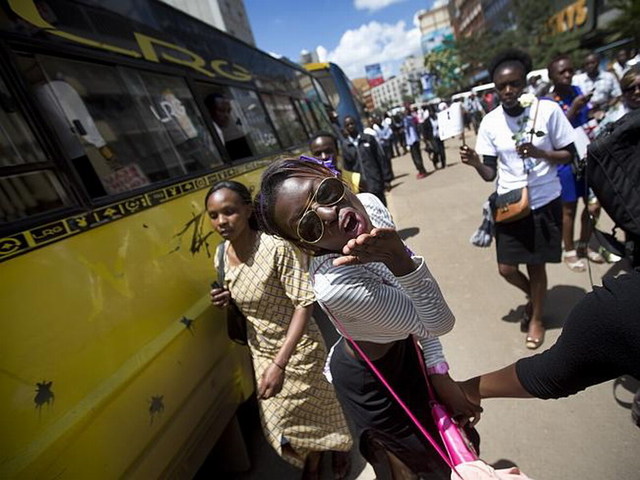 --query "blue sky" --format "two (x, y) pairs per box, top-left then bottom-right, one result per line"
(244, 0), (445, 80)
